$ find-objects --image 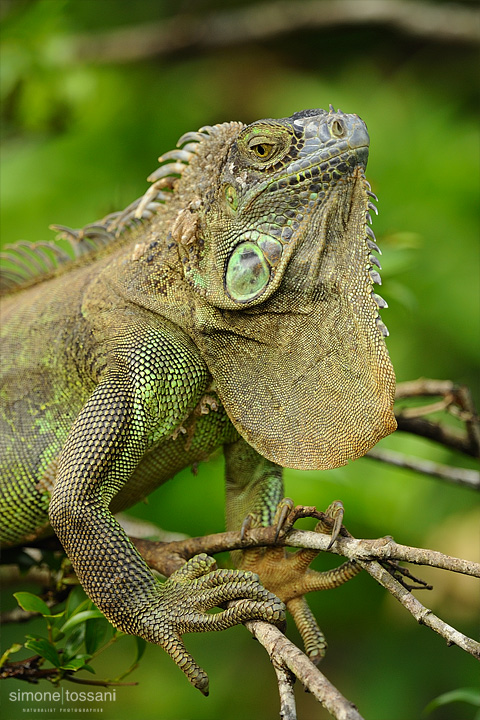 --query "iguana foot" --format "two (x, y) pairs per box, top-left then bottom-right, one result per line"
(239, 501), (360, 664)
(136, 553), (285, 694)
